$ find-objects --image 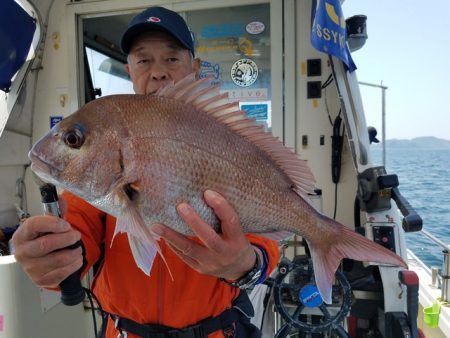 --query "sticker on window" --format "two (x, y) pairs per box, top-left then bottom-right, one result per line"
(246, 21), (265, 35)
(240, 103), (268, 121)
(199, 60), (221, 85)
(231, 58), (258, 87)
(50, 116), (63, 129)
